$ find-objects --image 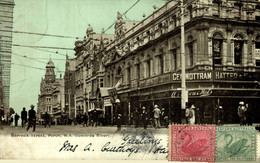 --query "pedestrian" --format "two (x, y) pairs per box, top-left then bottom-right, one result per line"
(141, 106), (148, 129)
(185, 104), (190, 124)
(14, 113), (20, 127)
(218, 106), (224, 125)
(92, 108), (98, 127)
(160, 108), (168, 128)
(10, 114), (14, 126)
(238, 101), (246, 126)
(26, 104), (36, 132)
(0, 105), (4, 126)
(116, 113), (122, 131)
(245, 103), (253, 126)
(83, 113), (88, 127)
(44, 111), (51, 127)
(195, 107), (201, 124)
(153, 105), (161, 129)
(21, 107), (27, 128)
(189, 105), (196, 125)
(133, 108), (139, 128)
